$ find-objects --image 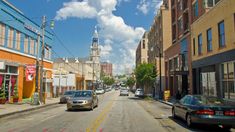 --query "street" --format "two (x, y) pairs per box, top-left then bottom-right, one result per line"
(0, 90), (234, 132)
